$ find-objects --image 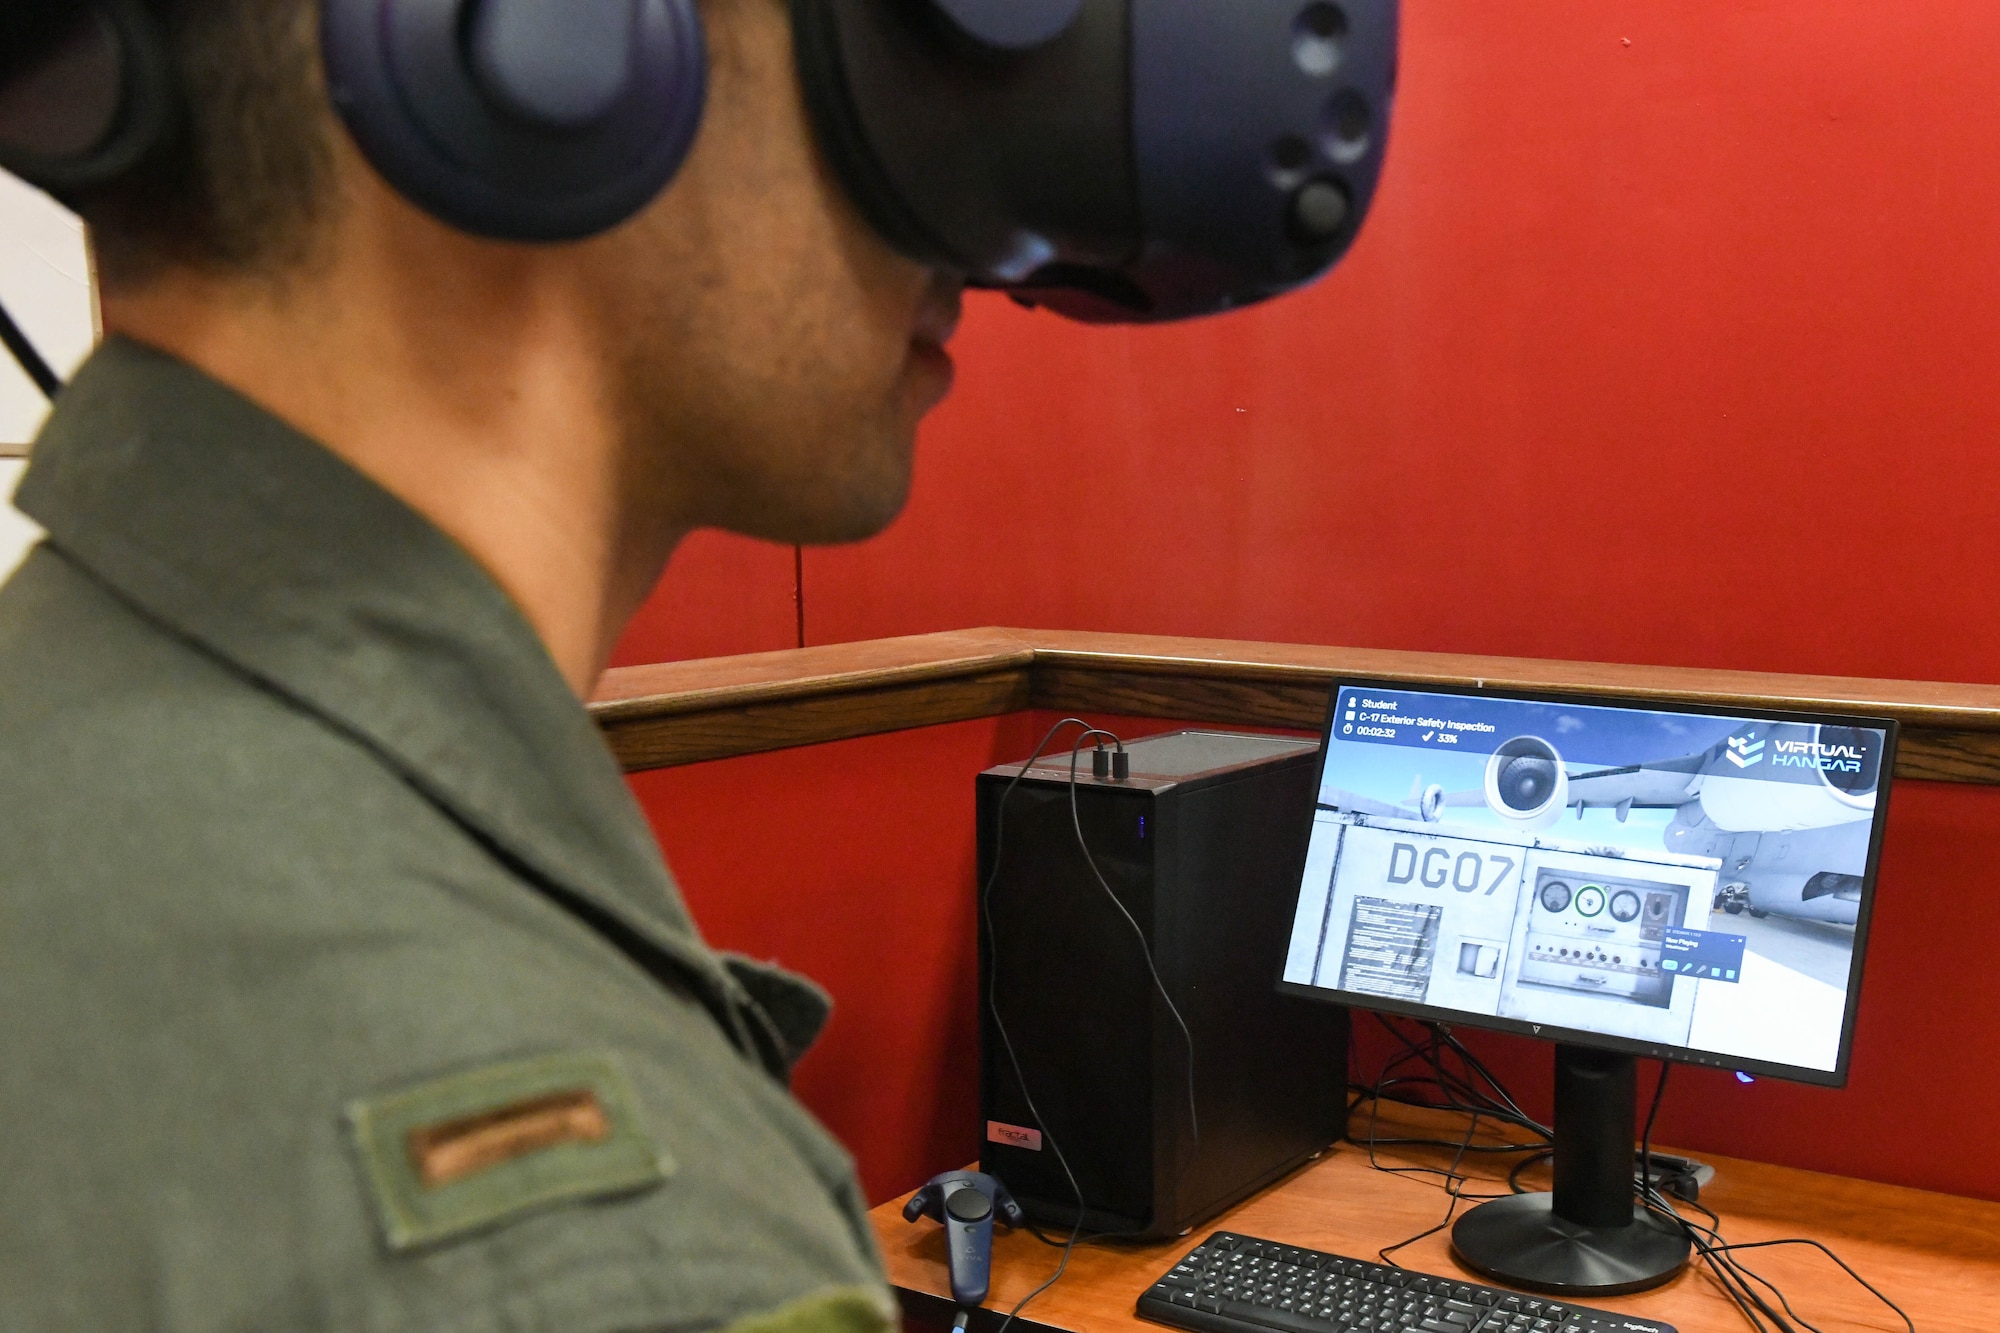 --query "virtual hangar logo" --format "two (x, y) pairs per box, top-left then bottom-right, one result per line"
(1724, 729), (1869, 774)
(1726, 731), (1766, 768)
